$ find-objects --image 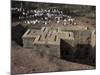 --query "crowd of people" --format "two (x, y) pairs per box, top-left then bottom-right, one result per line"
(12, 7), (77, 25)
